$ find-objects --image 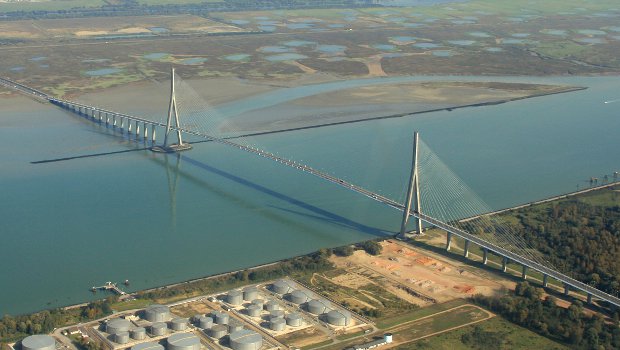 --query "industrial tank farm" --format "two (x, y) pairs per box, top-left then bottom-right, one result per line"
(22, 335), (56, 350)
(54, 279), (368, 350)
